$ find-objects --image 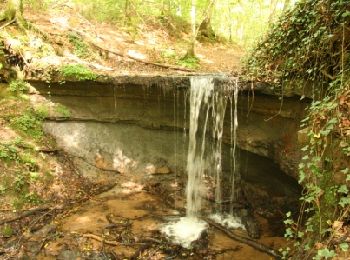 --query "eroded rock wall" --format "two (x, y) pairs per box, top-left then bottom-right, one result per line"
(29, 76), (304, 219)
(30, 77), (308, 180)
